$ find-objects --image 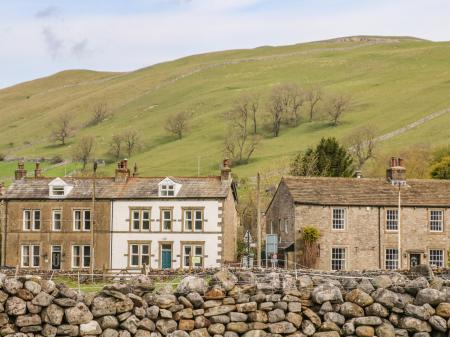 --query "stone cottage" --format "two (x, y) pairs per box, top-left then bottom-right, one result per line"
(265, 158), (450, 271)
